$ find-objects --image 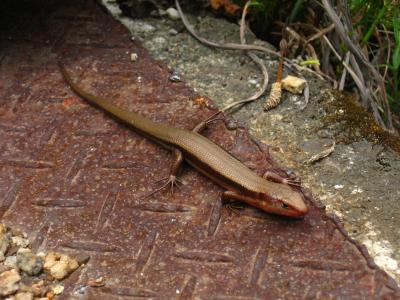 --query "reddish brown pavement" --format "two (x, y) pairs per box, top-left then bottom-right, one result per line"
(0, 0), (399, 299)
